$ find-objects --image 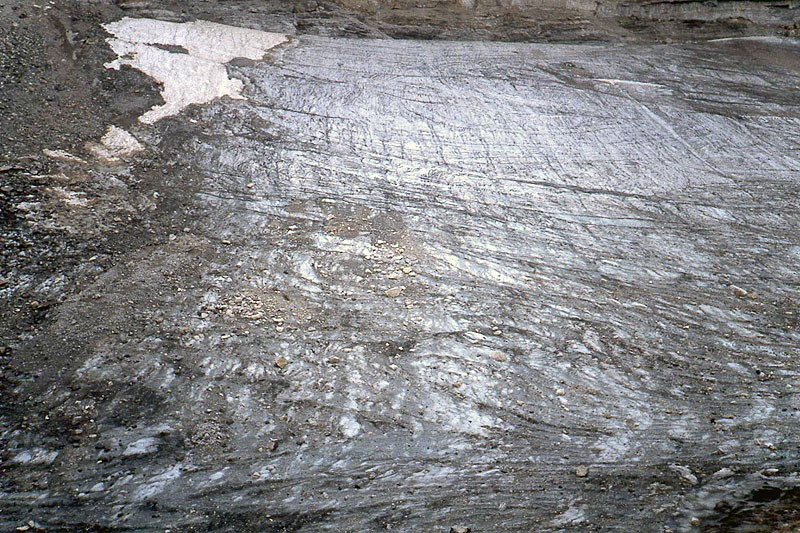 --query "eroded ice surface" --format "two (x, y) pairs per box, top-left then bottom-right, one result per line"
(2, 17), (799, 533)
